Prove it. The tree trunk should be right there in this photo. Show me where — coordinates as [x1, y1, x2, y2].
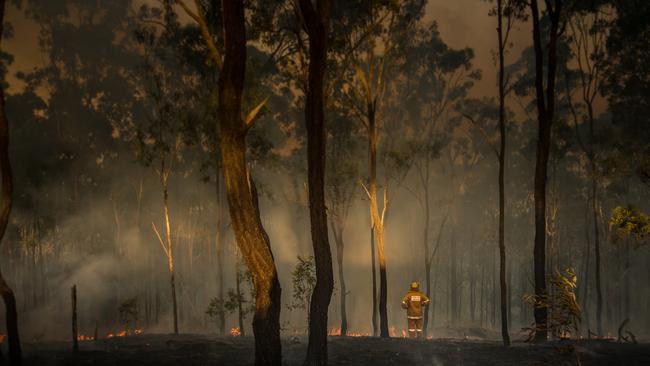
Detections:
[71, 285, 78, 352]
[367, 103, 389, 338]
[422, 161, 432, 336]
[370, 225, 378, 336]
[530, 0, 562, 342]
[216, 170, 226, 335]
[0, 1, 22, 360]
[497, 0, 510, 347]
[450, 226, 459, 327]
[332, 221, 348, 335]
[218, 1, 282, 364]
[161, 170, 179, 335]
[300, 1, 333, 363]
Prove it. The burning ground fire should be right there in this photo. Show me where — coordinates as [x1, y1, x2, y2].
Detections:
[76, 328, 144, 342]
[107, 328, 144, 338]
[230, 327, 241, 336]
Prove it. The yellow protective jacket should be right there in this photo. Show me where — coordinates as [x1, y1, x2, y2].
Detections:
[401, 290, 430, 319]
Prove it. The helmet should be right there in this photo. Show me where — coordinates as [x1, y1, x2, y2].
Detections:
[410, 282, 419, 290]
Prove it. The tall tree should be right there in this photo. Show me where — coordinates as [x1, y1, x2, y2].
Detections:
[563, 4, 608, 335]
[176, 1, 282, 364]
[0, 1, 22, 363]
[529, 0, 564, 342]
[299, 0, 333, 364]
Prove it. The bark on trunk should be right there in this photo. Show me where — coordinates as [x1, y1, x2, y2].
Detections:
[497, 0, 510, 347]
[300, 1, 333, 363]
[530, 0, 562, 343]
[0, 1, 22, 360]
[218, 1, 282, 364]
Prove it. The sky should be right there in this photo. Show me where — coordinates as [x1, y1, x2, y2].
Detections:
[2, 1, 534, 99]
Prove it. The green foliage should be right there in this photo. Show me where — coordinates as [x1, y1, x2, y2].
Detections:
[288, 256, 316, 311]
[609, 205, 650, 245]
[118, 297, 139, 329]
[205, 297, 225, 320]
[523, 268, 581, 340]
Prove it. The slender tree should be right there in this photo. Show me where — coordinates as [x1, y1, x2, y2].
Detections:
[529, 0, 564, 342]
[0, 1, 22, 363]
[299, 0, 333, 364]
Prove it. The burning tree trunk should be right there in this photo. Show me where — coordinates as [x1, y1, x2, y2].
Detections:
[530, 0, 563, 342]
[0, 0, 22, 362]
[299, 0, 333, 363]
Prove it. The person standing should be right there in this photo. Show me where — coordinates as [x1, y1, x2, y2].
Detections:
[401, 282, 430, 339]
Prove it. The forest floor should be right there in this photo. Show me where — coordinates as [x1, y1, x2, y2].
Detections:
[18, 332, 650, 366]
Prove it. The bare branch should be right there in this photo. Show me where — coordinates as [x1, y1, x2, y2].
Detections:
[152, 222, 169, 258]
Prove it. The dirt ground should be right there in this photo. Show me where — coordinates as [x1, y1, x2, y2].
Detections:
[18, 333, 650, 365]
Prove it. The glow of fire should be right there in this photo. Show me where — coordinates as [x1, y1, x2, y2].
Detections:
[106, 328, 144, 339]
[77, 334, 95, 342]
[230, 327, 241, 336]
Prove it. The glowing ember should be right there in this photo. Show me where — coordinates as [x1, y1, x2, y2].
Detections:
[230, 327, 241, 336]
[77, 334, 94, 342]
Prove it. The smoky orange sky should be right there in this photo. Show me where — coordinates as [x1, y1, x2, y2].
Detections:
[3, 1, 533, 99]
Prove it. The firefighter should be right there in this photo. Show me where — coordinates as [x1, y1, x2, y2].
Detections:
[401, 281, 430, 339]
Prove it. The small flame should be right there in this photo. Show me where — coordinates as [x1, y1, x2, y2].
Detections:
[106, 328, 144, 338]
[230, 327, 241, 336]
[77, 334, 95, 342]
[327, 327, 370, 337]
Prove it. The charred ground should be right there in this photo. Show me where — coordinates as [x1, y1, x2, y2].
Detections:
[18, 333, 650, 366]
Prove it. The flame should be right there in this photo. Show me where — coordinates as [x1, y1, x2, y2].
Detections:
[77, 334, 95, 342]
[230, 327, 241, 336]
[327, 327, 370, 337]
[106, 328, 144, 338]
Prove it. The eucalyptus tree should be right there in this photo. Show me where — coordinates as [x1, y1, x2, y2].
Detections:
[338, 0, 427, 338]
[528, 0, 565, 342]
[175, 1, 282, 363]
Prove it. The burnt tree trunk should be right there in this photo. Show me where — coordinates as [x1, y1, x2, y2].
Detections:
[218, 1, 282, 364]
[71, 285, 78, 352]
[0, 1, 22, 361]
[530, 0, 562, 343]
[497, 0, 510, 347]
[331, 219, 348, 335]
[300, 0, 333, 363]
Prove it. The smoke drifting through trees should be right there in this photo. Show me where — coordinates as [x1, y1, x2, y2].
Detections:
[0, 1, 647, 361]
